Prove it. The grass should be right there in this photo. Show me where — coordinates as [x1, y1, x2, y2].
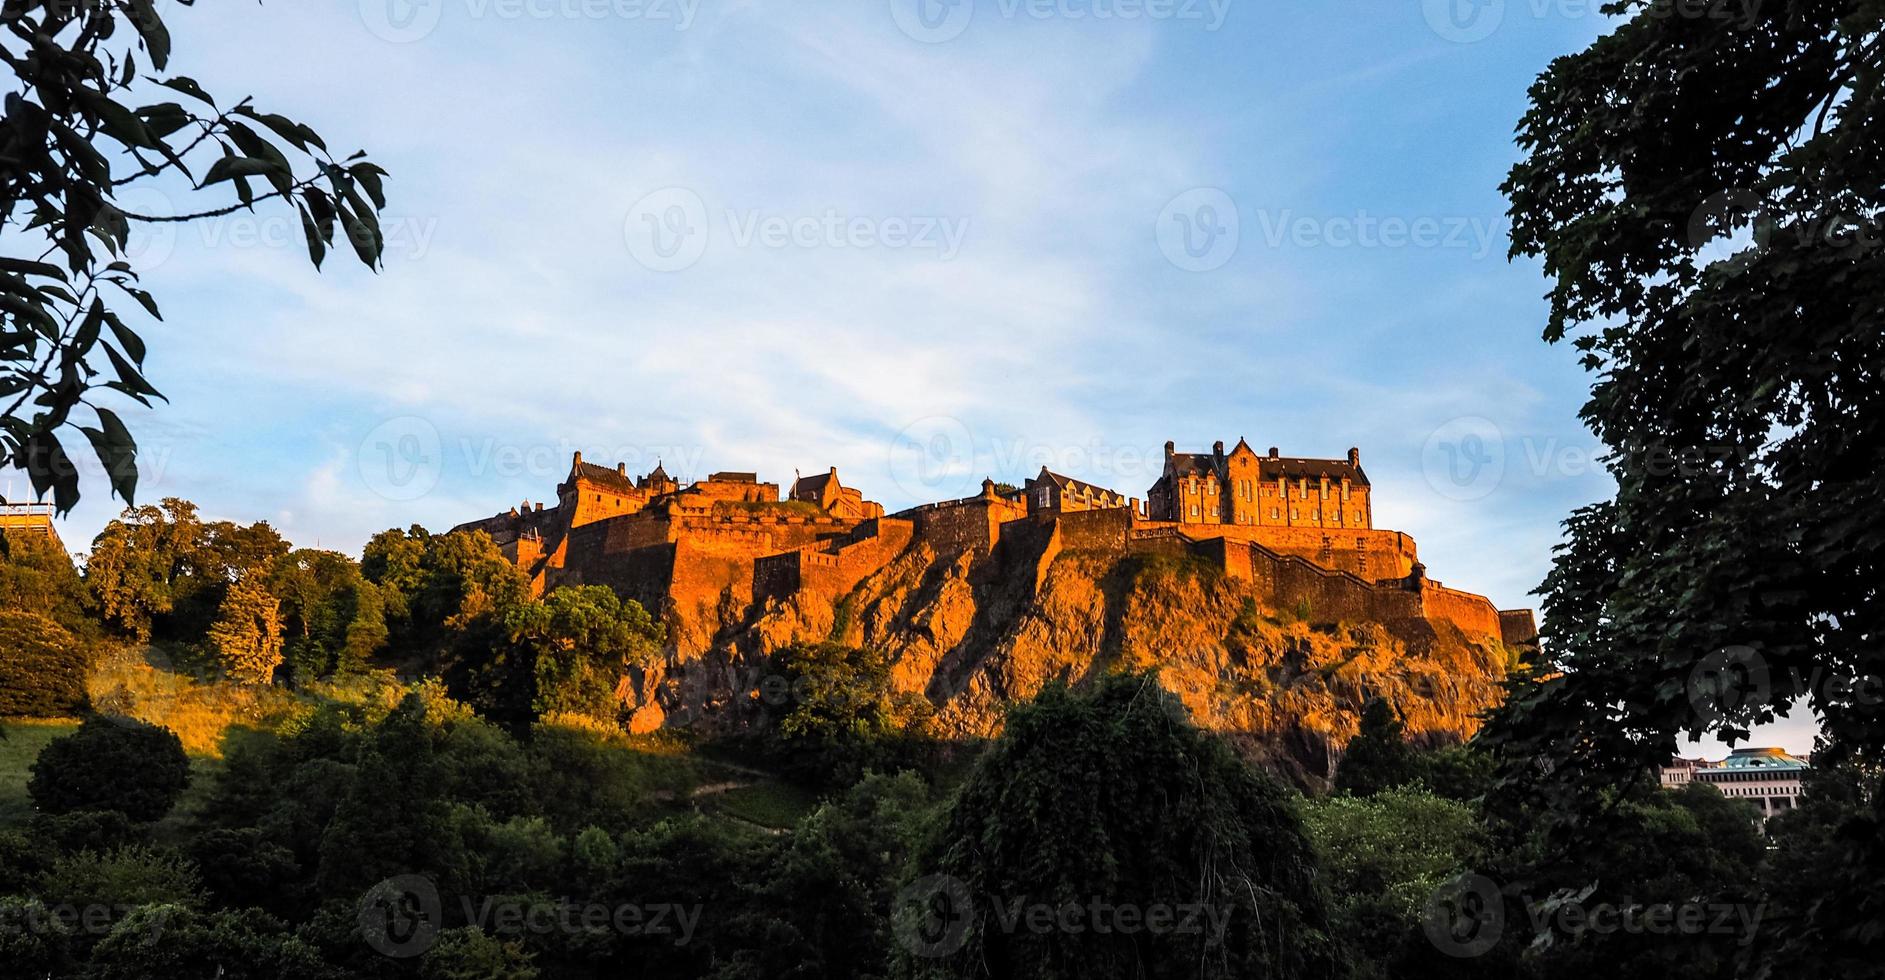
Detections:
[0, 718, 79, 826]
[706, 781, 821, 830]
[88, 645, 300, 756]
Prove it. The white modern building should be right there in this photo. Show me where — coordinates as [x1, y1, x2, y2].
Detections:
[1690, 747, 1810, 821]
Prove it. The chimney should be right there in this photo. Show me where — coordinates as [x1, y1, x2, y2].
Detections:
[534, 502, 543, 512]
[572, 450, 583, 467]
[1212, 440, 1225, 458]
[617, 462, 626, 476]
[1164, 440, 1175, 458]
[1348, 447, 1361, 466]
[1267, 446, 1279, 459]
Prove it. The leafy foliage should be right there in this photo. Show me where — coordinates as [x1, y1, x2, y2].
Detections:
[901, 672, 1343, 979]
[0, 608, 90, 716]
[1, 1, 389, 511]
[206, 574, 284, 685]
[1490, 3, 1883, 969]
[501, 584, 663, 723]
[1303, 786, 1482, 979]
[763, 641, 934, 785]
[27, 715, 190, 822]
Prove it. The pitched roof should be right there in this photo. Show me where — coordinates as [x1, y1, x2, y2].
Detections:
[793, 469, 837, 497]
[1159, 448, 1369, 487]
[567, 460, 641, 495]
[1260, 456, 1369, 487]
[1033, 469, 1126, 500]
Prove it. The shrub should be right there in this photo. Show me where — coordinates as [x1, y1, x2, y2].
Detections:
[38, 845, 206, 913]
[85, 905, 330, 980]
[28, 716, 192, 822]
[0, 609, 91, 716]
[421, 927, 540, 980]
[0, 896, 75, 977]
[28, 809, 141, 856]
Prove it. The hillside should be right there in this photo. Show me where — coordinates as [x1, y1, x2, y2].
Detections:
[628, 535, 1519, 784]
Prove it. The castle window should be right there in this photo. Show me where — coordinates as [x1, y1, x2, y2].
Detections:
[1189, 504, 1198, 517]
[1271, 508, 1279, 519]
[1207, 483, 1215, 495]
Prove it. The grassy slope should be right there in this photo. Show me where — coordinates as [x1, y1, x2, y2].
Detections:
[0, 718, 79, 824]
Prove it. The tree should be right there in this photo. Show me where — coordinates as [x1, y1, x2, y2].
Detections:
[0, 608, 90, 715]
[85, 905, 335, 980]
[0, 526, 94, 635]
[1, 2, 389, 513]
[28, 715, 191, 822]
[83, 497, 203, 639]
[1491, 3, 1882, 775]
[269, 549, 385, 682]
[1487, 4, 1883, 964]
[206, 574, 284, 685]
[899, 672, 1343, 979]
[502, 584, 664, 722]
[1334, 698, 1415, 797]
[421, 928, 539, 980]
[1302, 786, 1483, 980]
[761, 641, 934, 786]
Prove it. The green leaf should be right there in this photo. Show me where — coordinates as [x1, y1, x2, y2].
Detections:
[198, 155, 284, 189]
[81, 407, 140, 504]
[156, 76, 216, 107]
[297, 203, 326, 270]
[127, 0, 174, 71]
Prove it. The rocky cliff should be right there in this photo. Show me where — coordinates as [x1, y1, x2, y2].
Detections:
[620, 527, 1518, 783]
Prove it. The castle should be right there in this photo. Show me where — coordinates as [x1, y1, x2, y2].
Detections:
[452, 441, 1537, 655]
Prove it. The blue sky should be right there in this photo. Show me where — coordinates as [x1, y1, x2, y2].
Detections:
[33, 1, 1812, 754]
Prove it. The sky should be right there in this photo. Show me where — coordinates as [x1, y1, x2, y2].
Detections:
[27, 0, 1815, 756]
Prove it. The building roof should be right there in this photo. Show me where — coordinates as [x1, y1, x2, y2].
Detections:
[1705, 747, 1810, 773]
[1160, 445, 1370, 487]
[1261, 456, 1369, 486]
[1032, 468, 1126, 500]
[793, 468, 837, 497]
[708, 471, 759, 483]
[567, 460, 641, 496]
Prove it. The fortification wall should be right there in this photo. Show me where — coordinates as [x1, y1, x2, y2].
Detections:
[1053, 507, 1135, 552]
[1181, 524, 1418, 580]
[1418, 581, 1504, 639]
[905, 497, 1027, 555]
[1500, 609, 1540, 650]
[752, 518, 916, 603]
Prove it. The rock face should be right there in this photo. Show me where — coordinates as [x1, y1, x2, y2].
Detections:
[629, 526, 1518, 783]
